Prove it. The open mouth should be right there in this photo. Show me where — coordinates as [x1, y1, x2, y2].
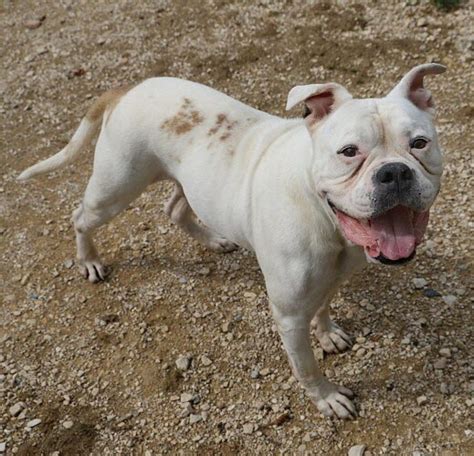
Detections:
[328, 201, 429, 265]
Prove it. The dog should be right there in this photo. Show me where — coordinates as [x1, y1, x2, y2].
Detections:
[18, 63, 445, 419]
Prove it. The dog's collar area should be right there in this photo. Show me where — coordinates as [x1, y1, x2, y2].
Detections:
[374, 250, 416, 265]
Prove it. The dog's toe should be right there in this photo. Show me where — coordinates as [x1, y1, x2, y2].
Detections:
[316, 323, 352, 354]
[81, 260, 107, 283]
[208, 237, 238, 253]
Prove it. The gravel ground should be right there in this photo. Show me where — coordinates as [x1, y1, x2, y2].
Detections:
[1, 0, 473, 455]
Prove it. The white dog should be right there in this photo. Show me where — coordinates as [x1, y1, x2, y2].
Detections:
[18, 63, 445, 419]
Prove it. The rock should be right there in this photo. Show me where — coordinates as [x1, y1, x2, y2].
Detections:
[175, 355, 191, 371]
[189, 413, 202, 424]
[412, 278, 427, 289]
[198, 267, 210, 276]
[26, 418, 42, 428]
[63, 420, 74, 429]
[260, 368, 270, 376]
[348, 444, 366, 456]
[423, 288, 441, 298]
[442, 295, 457, 306]
[243, 423, 254, 434]
[433, 358, 447, 369]
[64, 259, 74, 269]
[24, 18, 44, 30]
[0, 442, 5, 453]
[416, 395, 428, 406]
[250, 368, 260, 379]
[9, 402, 24, 416]
[200, 355, 212, 366]
[180, 393, 194, 403]
[439, 348, 451, 358]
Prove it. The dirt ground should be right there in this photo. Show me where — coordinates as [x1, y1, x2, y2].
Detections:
[1, 0, 473, 455]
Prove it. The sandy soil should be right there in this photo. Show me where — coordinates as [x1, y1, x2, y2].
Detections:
[1, 0, 472, 455]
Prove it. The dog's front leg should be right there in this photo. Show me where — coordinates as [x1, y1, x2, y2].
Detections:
[271, 302, 356, 419]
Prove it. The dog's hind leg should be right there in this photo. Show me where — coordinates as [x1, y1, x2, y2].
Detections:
[73, 141, 161, 282]
[165, 182, 237, 253]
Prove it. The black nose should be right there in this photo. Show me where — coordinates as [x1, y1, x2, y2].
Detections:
[375, 163, 414, 192]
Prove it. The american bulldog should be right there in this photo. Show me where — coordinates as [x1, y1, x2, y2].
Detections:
[18, 63, 445, 418]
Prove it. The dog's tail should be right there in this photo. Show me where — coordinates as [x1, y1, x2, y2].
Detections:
[17, 86, 129, 181]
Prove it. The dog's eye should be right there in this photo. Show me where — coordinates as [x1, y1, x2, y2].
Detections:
[410, 137, 429, 149]
[338, 145, 358, 157]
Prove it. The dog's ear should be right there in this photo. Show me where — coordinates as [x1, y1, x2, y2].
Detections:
[286, 83, 352, 125]
[387, 63, 446, 113]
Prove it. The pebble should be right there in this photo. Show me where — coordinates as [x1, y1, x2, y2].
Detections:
[24, 18, 43, 30]
[189, 414, 202, 424]
[26, 418, 42, 428]
[250, 368, 260, 379]
[243, 423, 254, 434]
[9, 402, 24, 417]
[180, 393, 195, 403]
[442, 295, 457, 306]
[175, 355, 191, 371]
[63, 420, 74, 429]
[0, 443, 5, 453]
[412, 278, 427, 289]
[433, 358, 447, 370]
[260, 368, 270, 376]
[423, 288, 441, 298]
[439, 348, 451, 358]
[348, 444, 366, 456]
[200, 355, 212, 366]
[63, 259, 74, 269]
[416, 395, 428, 406]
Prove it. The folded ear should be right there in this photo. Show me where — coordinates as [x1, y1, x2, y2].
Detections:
[387, 63, 446, 113]
[286, 83, 352, 125]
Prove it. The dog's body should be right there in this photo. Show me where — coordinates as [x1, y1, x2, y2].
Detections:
[18, 64, 445, 419]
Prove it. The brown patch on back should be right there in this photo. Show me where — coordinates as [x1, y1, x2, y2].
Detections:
[208, 113, 238, 141]
[86, 85, 131, 124]
[162, 98, 205, 135]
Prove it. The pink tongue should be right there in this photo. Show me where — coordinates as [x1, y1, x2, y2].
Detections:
[370, 206, 416, 260]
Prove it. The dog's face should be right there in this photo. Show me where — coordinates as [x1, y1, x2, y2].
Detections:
[287, 64, 445, 265]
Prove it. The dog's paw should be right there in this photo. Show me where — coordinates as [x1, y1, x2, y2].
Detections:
[315, 322, 352, 354]
[308, 382, 356, 419]
[80, 260, 107, 283]
[207, 236, 238, 253]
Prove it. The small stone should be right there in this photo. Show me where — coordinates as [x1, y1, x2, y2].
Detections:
[221, 322, 230, 333]
[180, 393, 194, 403]
[423, 288, 441, 298]
[416, 17, 428, 27]
[416, 395, 428, 406]
[433, 358, 447, 369]
[243, 423, 253, 434]
[63, 420, 74, 429]
[26, 418, 41, 428]
[200, 355, 212, 366]
[439, 348, 451, 358]
[442, 295, 457, 306]
[9, 402, 24, 417]
[24, 18, 43, 29]
[348, 444, 366, 456]
[198, 267, 210, 276]
[250, 368, 260, 379]
[356, 348, 366, 358]
[260, 368, 270, 376]
[64, 259, 74, 269]
[189, 414, 202, 424]
[175, 355, 191, 371]
[412, 278, 427, 289]
[0, 442, 5, 453]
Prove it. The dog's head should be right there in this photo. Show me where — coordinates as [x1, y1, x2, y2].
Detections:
[286, 64, 446, 265]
